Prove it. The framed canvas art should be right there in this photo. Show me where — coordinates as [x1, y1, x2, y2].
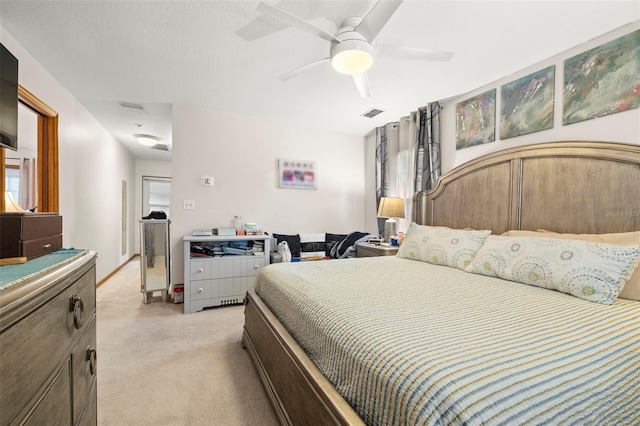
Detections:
[278, 159, 317, 189]
[563, 29, 640, 125]
[501, 66, 555, 139]
[456, 89, 496, 150]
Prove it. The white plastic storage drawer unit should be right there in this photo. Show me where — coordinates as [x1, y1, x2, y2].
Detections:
[183, 235, 270, 314]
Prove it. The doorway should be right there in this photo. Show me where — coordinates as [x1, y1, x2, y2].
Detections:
[142, 176, 171, 218]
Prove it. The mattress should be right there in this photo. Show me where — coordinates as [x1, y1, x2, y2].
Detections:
[255, 256, 640, 425]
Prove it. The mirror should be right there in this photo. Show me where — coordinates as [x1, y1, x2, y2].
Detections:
[140, 219, 170, 303]
[3, 103, 38, 211]
[1, 85, 58, 212]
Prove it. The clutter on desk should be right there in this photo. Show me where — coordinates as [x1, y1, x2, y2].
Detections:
[189, 239, 265, 258]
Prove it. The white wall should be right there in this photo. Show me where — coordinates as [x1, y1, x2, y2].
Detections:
[440, 21, 640, 173]
[1, 27, 136, 282]
[133, 159, 172, 253]
[364, 130, 378, 235]
[171, 104, 366, 284]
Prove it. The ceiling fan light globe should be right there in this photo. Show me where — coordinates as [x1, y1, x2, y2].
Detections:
[134, 133, 161, 147]
[330, 39, 375, 75]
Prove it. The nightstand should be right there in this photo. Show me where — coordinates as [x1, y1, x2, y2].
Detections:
[356, 242, 399, 258]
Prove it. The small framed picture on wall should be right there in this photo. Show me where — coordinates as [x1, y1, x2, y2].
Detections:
[278, 159, 317, 189]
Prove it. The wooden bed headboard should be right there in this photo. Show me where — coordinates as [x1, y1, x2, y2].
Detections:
[413, 141, 640, 235]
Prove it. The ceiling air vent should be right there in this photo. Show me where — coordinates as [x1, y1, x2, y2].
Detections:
[119, 101, 145, 110]
[361, 108, 384, 118]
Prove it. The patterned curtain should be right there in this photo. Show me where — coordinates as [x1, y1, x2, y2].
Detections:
[414, 102, 442, 193]
[375, 122, 400, 235]
[375, 125, 388, 236]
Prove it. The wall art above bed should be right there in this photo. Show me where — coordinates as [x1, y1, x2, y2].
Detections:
[455, 88, 496, 150]
[563, 29, 640, 125]
[500, 65, 555, 139]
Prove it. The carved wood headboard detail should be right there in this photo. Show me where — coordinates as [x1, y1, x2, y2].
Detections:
[413, 141, 640, 235]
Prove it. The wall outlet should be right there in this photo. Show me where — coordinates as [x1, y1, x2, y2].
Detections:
[201, 176, 214, 186]
[183, 200, 195, 210]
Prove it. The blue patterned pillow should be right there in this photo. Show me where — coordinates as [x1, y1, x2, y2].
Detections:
[466, 235, 640, 304]
[396, 223, 492, 270]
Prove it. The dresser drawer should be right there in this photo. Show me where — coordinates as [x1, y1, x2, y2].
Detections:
[21, 234, 63, 259]
[190, 257, 265, 281]
[22, 361, 72, 426]
[72, 314, 97, 424]
[75, 378, 97, 426]
[190, 276, 256, 301]
[0, 266, 96, 423]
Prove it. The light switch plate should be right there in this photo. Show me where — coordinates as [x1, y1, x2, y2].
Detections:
[201, 176, 214, 186]
[183, 200, 195, 210]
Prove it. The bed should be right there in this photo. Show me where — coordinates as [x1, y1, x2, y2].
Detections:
[242, 141, 640, 425]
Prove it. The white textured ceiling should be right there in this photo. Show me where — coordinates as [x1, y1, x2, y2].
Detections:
[1, 1, 638, 161]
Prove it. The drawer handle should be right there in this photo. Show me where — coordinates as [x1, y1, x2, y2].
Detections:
[69, 295, 85, 329]
[42, 243, 52, 248]
[86, 347, 97, 375]
[197, 268, 203, 273]
[254, 265, 259, 270]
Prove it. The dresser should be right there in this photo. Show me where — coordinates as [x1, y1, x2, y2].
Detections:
[183, 235, 270, 314]
[0, 250, 97, 426]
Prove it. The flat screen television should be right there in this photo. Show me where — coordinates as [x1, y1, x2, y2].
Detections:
[0, 43, 19, 151]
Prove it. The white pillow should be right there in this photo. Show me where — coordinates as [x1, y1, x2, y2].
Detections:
[299, 233, 325, 243]
[396, 223, 492, 270]
[466, 235, 640, 304]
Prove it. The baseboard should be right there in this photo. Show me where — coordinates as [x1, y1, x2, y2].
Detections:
[96, 254, 138, 288]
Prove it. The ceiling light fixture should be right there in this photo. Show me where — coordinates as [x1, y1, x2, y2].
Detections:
[134, 134, 161, 147]
[330, 39, 375, 75]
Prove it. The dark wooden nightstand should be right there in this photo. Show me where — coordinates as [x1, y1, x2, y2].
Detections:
[356, 242, 399, 258]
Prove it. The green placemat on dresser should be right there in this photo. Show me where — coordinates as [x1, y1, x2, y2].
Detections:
[0, 248, 89, 290]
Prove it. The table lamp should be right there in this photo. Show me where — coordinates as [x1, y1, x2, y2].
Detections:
[377, 197, 405, 243]
[4, 190, 24, 212]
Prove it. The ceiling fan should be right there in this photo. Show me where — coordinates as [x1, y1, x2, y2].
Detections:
[257, 0, 453, 98]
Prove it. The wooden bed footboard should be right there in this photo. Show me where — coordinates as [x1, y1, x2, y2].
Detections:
[242, 290, 365, 425]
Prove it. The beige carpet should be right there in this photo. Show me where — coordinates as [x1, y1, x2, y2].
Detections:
[96, 260, 279, 426]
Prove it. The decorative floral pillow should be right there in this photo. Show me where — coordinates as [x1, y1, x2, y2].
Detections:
[466, 235, 640, 304]
[396, 223, 492, 270]
[535, 229, 640, 301]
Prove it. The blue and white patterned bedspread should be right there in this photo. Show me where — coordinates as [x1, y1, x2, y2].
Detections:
[255, 256, 640, 425]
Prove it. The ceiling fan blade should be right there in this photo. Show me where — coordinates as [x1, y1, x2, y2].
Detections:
[356, 0, 403, 43]
[377, 42, 454, 61]
[257, 2, 340, 43]
[352, 72, 371, 98]
[279, 58, 330, 81]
